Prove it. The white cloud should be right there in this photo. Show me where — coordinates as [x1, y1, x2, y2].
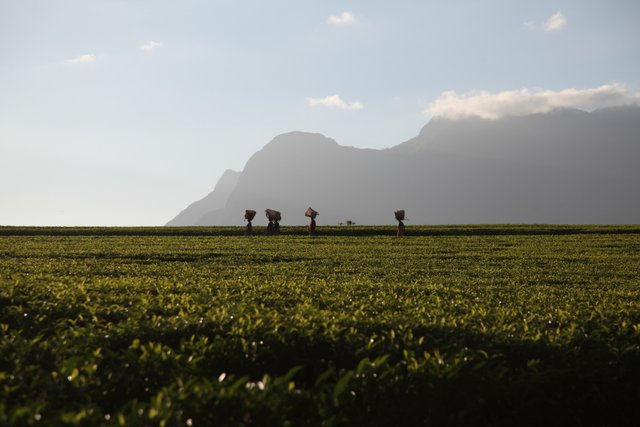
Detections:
[307, 94, 363, 110]
[141, 41, 163, 52]
[523, 11, 567, 32]
[66, 54, 96, 64]
[425, 84, 640, 120]
[328, 11, 356, 26]
[543, 11, 567, 32]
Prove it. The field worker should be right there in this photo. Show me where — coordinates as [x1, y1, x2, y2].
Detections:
[394, 210, 406, 237]
[308, 217, 316, 236]
[265, 209, 280, 235]
[397, 220, 406, 237]
[305, 207, 318, 236]
[244, 210, 256, 236]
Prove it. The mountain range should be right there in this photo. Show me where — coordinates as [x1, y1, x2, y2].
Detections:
[167, 106, 640, 226]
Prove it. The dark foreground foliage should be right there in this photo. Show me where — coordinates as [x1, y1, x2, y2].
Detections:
[1, 226, 639, 426]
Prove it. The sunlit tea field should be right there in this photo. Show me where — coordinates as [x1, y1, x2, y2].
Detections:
[1, 225, 639, 426]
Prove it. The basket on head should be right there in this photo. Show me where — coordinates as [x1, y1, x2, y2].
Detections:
[394, 210, 406, 221]
[305, 207, 318, 218]
[265, 209, 281, 222]
[244, 210, 256, 221]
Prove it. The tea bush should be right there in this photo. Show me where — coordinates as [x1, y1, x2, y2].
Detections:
[1, 226, 639, 426]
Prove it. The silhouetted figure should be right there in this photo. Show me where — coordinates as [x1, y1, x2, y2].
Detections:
[305, 207, 318, 236]
[244, 210, 256, 236]
[397, 220, 405, 237]
[265, 209, 281, 235]
[394, 210, 406, 237]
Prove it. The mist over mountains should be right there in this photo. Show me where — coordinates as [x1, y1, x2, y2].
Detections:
[167, 106, 640, 226]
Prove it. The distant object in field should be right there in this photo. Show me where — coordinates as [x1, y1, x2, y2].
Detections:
[167, 106, 640, 225]
[265, 209, 281, 222]
[244, 209, 256, 235]
[395, 210, 406, 236]
[265, 209, 281, 235]
[306, 207, 318, 236]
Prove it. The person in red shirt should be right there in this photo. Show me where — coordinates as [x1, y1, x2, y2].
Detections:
[308, 217, 316, 236]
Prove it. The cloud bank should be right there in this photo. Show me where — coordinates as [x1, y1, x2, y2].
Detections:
[307, 95, 363, 110]
[328, 11, 356, 26]
[66, 54, 96, 64]
[524, 11, 567, 32]
[425, 84, 640, 120]
[141, 41, 163, 52]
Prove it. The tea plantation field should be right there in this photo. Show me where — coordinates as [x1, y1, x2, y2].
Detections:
[1, 225, 639, 426]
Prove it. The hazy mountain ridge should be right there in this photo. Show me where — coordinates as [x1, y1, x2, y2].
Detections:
[166, 169, 240, 226]
[395, 106, 639, 180]
[167, 107, 640, 226]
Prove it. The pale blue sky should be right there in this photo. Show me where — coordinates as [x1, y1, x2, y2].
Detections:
[1, 1, 639, 225]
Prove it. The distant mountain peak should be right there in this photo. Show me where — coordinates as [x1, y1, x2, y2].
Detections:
[262, 132, 339, 151]
[169, 106, 640, 226]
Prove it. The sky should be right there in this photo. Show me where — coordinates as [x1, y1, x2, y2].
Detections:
[1, 0, 639, 226]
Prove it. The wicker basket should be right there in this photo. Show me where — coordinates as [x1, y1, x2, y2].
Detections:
[244, 210, 256, 221]
[394, 210, 406, 221]
[305, 207, 318, 218]
[265, 209, 281, 221]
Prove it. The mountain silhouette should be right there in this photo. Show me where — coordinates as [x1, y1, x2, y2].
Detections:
[167, 107, 640, 226]
[166, 169, 240, 226]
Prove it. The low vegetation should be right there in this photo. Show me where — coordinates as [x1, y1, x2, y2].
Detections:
[1, 226, 639, 426]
